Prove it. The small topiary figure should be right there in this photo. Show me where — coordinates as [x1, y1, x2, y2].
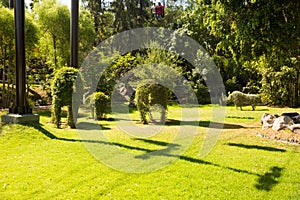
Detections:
[135, 83, 168, 124]
[85, 92, 109, 120]
[51, 67, 83, 128]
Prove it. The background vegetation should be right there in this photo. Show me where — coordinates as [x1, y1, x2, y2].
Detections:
[0, 0, 298, 108]
[0, 1, 299, 197]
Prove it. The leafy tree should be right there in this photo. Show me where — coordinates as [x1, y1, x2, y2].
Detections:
[82, 0, 114, 45]
[78, 8, 96, 63]
[33, 0, 70, 68]
[219, 0, 300, 106]
[179, 0, 300, 107]
[0, 6, 39, 108]
[0, 0, 8, 7]
[0, 6, 14, 108]
[111, 0, 151, 31]
[97, 52, 135, 96]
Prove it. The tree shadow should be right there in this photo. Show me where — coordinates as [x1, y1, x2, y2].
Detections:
[32, 125, 257, 177]
[76, 121, 111, 130]
[130, 139, 260, 176]
[31, 123, 110, 142]
[131, 139, 285, 192]
[226, 116, 255, 120]
[166, 119, 246, 129]
[31, 124, 284, 191]
[226, 143, 286, 152]
[255, 167, 284, 191]
[255, 108, 270, 111]
[134, 138, 178, 147]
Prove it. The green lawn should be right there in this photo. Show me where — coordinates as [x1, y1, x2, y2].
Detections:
[0, 105, 300, 199]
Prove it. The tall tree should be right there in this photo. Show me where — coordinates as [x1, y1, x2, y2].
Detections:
[179, 0, 300, 106]
[111, 0, 150, 31]
[0, 6, 14, 108]
[78, 8, 96, 63]
[0, 6, 39, 108]
[0, 0, 8, 7]
[33, 0, 70, 68]
[219, 0, 300, 106]
[82, 0, 105, 45]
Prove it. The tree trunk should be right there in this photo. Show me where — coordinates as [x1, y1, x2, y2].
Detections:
[2, 49, 5, 108]
[53, 35, 57, 67]
[295, 69, 299, 107]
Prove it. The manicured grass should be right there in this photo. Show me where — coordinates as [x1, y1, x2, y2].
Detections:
[0, 105, 300, 199]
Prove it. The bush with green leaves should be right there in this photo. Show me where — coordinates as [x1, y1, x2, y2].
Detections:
[85, 92, 109, 120]
[135, 83, 168, 124]
[51, 67, 83, 128]
[94, 92, 109, 119]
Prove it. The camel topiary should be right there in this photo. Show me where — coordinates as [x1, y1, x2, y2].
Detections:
[51, 67, 83, 128]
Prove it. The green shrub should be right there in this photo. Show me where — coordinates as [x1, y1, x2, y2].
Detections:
[51, 67, 83, 128]
[95, 92, 109, 119]
[86, 92, 109, 120]
[135, 83, 168, 124]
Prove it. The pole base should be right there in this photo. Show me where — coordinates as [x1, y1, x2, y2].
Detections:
[1, 114, 40, 124]
[9, 106, 32, 115]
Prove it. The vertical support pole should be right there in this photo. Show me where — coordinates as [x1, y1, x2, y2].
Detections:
[2, 0, 39, 124]
[70, 0, 79, 68]
[10, 0, 31, 114]
[9, 0, 14, 9]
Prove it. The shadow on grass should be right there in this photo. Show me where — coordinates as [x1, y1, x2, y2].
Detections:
[134, 138, 174, 146]
[255, 166, 284, 191]
[32, 123, 284, 191]
[226, 143, 286, 152]
[129, 139, 285, 192]
[229, 107, 269, 112]
[226, 116, 255, 120]
[166, 119, 246, 129]
[33, 124, 257, 176]
[76, 122, 111, 130]
[32, 123, 110, 142]
[255, 108, 270, 111]
[32, 123, 156, 152]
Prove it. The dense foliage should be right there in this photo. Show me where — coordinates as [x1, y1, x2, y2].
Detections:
[180, 0, 300, 107]
[0, 5, 39, 108]
[0, 0, 299, 111]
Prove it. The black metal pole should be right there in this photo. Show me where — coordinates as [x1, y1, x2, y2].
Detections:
[9, 0, 14, 9]
[70, 0, 79, 68]
[11, 0, 30, 114]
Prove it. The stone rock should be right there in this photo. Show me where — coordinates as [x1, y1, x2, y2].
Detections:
[288, 124, 300, 132]
[282, 112, 300, 124]
[272, 115, 294, 131]
[261, 113, 276, 130]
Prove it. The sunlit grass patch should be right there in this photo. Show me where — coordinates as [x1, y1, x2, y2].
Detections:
[0, 105, 299, 199]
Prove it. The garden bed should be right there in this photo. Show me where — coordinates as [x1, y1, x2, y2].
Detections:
[257, 128, 300, 145]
